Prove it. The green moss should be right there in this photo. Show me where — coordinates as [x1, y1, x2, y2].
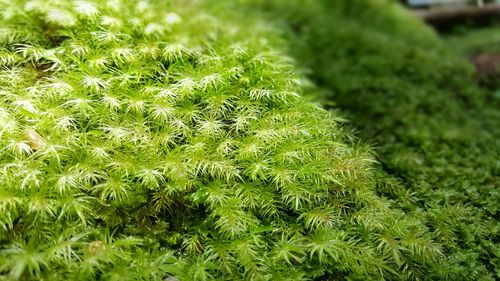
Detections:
[0, 0, 444, 280]
[445, 24, 500, 55]
[249, 0, 500, 279]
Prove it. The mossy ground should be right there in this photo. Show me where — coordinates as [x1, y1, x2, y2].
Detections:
[250, 0, 499, 279]
[0, 0, 498, 280]
[0, 0, 444, 280]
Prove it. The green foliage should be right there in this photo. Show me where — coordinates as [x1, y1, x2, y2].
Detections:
[0, 0, 445, 280]
[248, 0, 500, 279]
[444, 25, 500, 88]
[445, 25, 500, 55]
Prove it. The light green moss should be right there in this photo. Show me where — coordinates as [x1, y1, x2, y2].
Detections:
[0, 0, 441, 280]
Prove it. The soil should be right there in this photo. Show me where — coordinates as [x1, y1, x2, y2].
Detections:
[470, 52, 500, 77]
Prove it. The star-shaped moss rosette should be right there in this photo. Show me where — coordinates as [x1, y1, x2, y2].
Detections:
[0, 1, 442, 280]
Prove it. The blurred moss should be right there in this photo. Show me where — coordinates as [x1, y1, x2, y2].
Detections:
[248, 0, 500, 279]
[445, 25, 500, 55]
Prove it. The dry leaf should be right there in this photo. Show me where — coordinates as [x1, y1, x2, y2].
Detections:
[87, 240, 107, 255]
[23, 129, 46, 150]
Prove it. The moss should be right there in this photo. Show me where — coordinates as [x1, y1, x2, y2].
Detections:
[249, 0, 500, 279]
[445, 25, 500, 55]
[0, 0, 444, 280]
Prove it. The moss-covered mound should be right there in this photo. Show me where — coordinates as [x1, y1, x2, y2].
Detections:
[251, 0, 500, 279]
[0, 0, 444, 280]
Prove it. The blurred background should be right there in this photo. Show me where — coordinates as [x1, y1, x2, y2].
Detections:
[402, 0, 500, 83]
[406, 0, 499, 6]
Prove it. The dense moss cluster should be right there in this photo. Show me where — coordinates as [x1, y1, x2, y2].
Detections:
[1, 0, 498, 280]
[250, 0, 500, 279]
[0, 0, 445, 280]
